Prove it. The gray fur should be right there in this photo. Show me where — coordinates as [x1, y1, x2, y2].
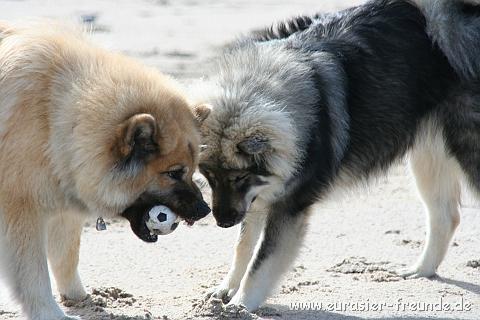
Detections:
[195, 42, 322, 179]
[237, 135, 270, 155]
[416, 0, 480, 80]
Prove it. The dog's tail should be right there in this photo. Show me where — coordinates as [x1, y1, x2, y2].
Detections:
[416, 0, 480, 80]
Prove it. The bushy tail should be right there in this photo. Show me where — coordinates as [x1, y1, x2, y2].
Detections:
[416, 0, 480, 80]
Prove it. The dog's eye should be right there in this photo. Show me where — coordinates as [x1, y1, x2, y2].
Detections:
[166, 169, 184, 180]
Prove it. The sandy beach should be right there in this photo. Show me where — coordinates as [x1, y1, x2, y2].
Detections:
[0, 0, 479, 319]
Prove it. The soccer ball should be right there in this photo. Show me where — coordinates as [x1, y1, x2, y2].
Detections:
[145, 205, 179, 235]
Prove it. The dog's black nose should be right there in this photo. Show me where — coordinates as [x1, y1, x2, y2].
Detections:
[217, 220, 235, 228]
[196, 200, 211, 217]
[213, 208, 245, 228]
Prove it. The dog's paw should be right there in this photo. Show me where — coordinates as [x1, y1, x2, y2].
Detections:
[227, 295, 251, 311]
[205, 283, 238, 304]
[227, 292, 260, 312]
[226, 294, 244, 308]
[60, 285, 87, 302]
[395, 266, 437, 279]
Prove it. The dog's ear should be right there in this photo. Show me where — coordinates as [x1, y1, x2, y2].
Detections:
[237, 135, 270, 155]
[116, 113, 159, 163]
[193, 103, 212, 125]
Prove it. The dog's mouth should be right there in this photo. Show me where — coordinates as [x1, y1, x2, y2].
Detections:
[120, 200, 204, 242]
[184, 218, 195, 226]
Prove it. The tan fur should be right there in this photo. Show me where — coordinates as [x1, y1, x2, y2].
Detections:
[0, 22, 203, 320]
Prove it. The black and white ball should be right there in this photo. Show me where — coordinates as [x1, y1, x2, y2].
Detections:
[145, 205, 179, 235]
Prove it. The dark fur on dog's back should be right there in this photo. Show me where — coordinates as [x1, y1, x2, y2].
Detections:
[417, 0, 480, 81]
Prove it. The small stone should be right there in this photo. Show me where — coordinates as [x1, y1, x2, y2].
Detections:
[467, 260, 480, 268]
[385, 230, 400, 234]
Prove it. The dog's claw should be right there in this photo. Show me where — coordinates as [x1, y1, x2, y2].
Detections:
[204, 291, 212, 301]
[205, 285, 237, 304]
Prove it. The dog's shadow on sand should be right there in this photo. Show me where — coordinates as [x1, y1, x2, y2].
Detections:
[263, 276, 480, 320]
[433, 276, 480, 295]
[266, 276, 479, 320]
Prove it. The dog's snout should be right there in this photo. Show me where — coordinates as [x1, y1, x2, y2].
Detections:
[196, 200, 211, 217]
[214, 208, 244, 228]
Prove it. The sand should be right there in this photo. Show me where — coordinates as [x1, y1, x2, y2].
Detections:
[0, 0, 479, 319]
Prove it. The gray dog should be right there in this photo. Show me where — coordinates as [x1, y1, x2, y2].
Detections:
[195, 0, 480, 311]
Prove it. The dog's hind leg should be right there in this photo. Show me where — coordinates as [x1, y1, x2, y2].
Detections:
[207, 211, 265, 303]
[47, 211, 87, 302]
[227, 207, 309, 311]
[401, 122, 461, 278]
[0, 209, 75, 320]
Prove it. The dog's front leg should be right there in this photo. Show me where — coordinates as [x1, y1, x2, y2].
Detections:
[228, 207, 310, 311]
[207, 211, 265, 302]
[47, 211, 87, 302]
[0, 209, 77, 320]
